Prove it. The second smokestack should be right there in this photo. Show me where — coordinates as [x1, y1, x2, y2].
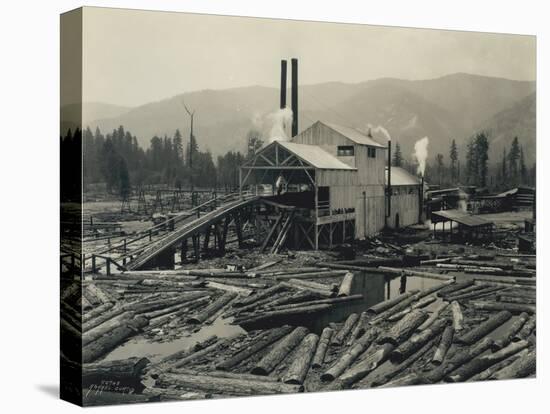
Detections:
[291, 58, 298, 137]
[280, 60, 287, 109]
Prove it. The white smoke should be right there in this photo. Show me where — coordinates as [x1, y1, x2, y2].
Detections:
[267, 107, 293, 143]
[413, 137, 429, 176]
[366, 124, 392, 142]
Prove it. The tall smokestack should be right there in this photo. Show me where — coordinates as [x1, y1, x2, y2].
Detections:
[386, 141, 392, 226]
[291, 58, 298, 137]
[419, 175, 424, 223]
[280, 60, 287, 109]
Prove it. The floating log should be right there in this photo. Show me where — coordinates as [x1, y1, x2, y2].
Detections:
[432, 325, 454, 365]
[417, 302, 449, 332]
[130, 292, 207, 314]
[216, 326, 294, 371]
[282, 333, 319, 384]
[445, 285, 503, 302]
[156, 372, 303, 396]
[82, 357, 149, 386]
[370, 280, 453, 325]
[347, 312, 369, 345]
[83, 311, 135, 346]
[271, 294, 363, 312]
[331, 313, 360, 346]
[390, 318, 447, 364]
[251, 327, 309, 375]
[226, 292, 288, 318]
[497, 295, 536, 305]
[171, 339, 230, 369]
[377, 266, 454, 281]
[206, 281, 252, 296]
[513, 315, 536, 341]
[387, 296, 437, 322]
[233, 283, 287, 308]
[274, 270, 348, 280]
[247, 259, 282, 273]
[490, 349, 536, 379]
[322, 328, 378, 382]
[437, 280, 475, 297]
[188, 292, 237, 324]
[379, 372, 427, 388]
[235, 303, 332, 328]
[328, 343, 395, 390]
[311, 327, 334, 368]
[283, 279, 334, 297]
[450, 301, 464, 332]
[455, 311, 512, 345]
[491, 312, 529, 351]
[86, 283, 113, 303]
[172, 368, 280, 383]
[469, 301, 536, 315]
[337, 272, 354, 297]
[469, 350, 527, 382]
[369, 339, 434, 387]
[445, 340, 529, 382]
[265, 290, 321, 308]
[83, 306, 125, 332]
[142, 387, 211, 401]
[367, 290, 420, 315]
[424, 337, 493, 383]
[377, 310, 428, 346]
[82, 316, 148, 363]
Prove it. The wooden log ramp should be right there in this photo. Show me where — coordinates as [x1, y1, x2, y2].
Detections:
[156, 372, 304, 396]
[321, 328, 378, 382]
[251, 327, 309, 376]
[445, 340, 530, 382]
[455, 310, 512, 346]
[282, 333, 320, 385]
[187, 292, 237, 324]
[216, 326, 293, 371]
[311, 327, 334, 368]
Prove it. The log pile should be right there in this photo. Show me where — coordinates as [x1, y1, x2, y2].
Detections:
[73, 250, 536, 404]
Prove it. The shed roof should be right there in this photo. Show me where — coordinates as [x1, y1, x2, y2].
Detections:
[321, 122, 386, 148]
[277, 141, 356, 170]
[386, 166, 421, 186]
[432, 209, 493, 228]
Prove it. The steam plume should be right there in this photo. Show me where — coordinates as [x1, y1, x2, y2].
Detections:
[413, 136, 429, 176]
[267, 107, 293, 142]
[366, 123, 392, 142]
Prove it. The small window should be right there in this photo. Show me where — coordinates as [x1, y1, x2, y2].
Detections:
[337, 145, 354, 156]
[368, 147, 376, 158]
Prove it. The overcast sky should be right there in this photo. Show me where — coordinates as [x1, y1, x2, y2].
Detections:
[81, 7, 536, 107]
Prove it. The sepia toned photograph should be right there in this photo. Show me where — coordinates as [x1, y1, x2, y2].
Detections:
[60, 6, 536, 406]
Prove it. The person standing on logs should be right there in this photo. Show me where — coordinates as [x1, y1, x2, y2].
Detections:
[276, 174, 286, 196]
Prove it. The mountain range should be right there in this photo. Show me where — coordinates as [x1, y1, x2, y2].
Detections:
[79, 73, 536, 164]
